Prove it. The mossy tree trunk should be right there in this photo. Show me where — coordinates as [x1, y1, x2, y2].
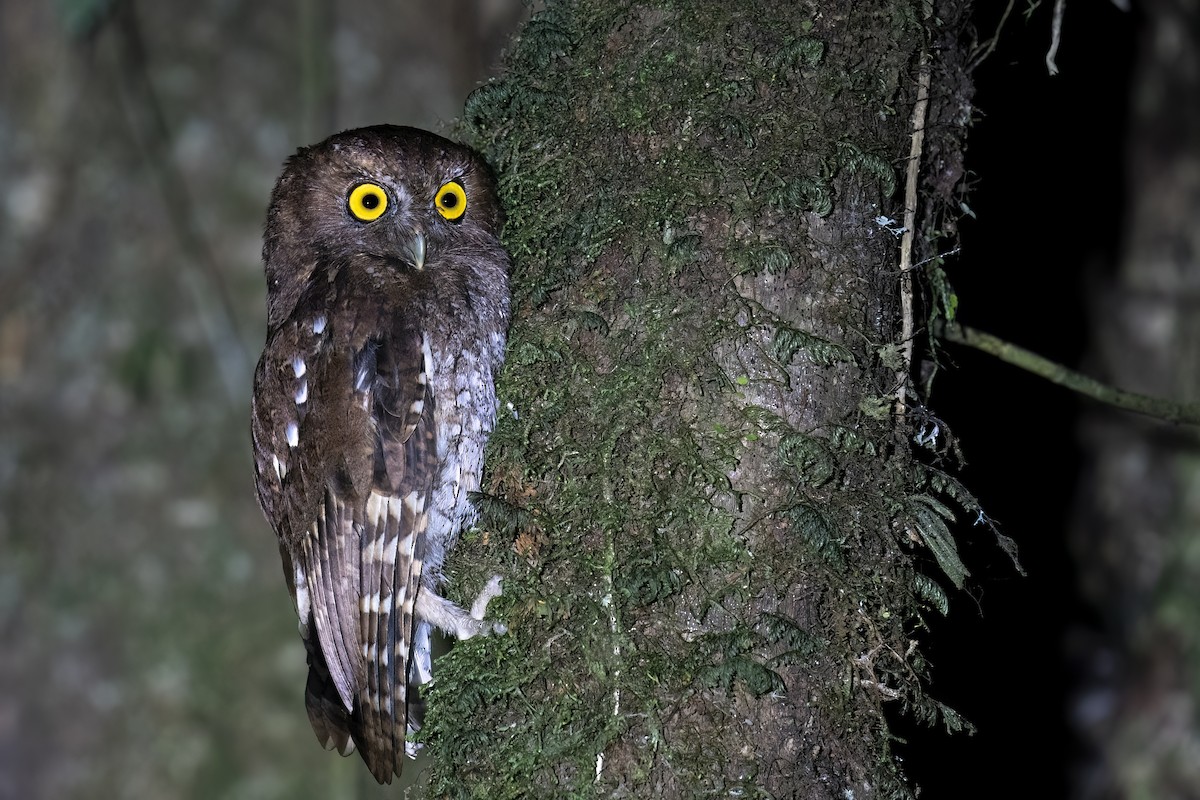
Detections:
[424, 2, 975, 797]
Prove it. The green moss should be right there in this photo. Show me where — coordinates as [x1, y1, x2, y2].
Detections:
[430, 0, 973, 796]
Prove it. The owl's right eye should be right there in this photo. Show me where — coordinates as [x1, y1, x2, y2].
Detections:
[347, 182, 389, 222]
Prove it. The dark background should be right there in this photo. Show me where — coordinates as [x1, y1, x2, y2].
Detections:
[896, 2, 1140, 797]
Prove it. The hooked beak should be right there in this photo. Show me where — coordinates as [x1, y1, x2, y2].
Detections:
[404, 231, 426, 271]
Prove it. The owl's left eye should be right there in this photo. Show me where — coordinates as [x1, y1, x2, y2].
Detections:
[434, 180, 467, 221]
[347, 182, 389, 222]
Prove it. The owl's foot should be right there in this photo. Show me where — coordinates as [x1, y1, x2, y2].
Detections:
[415, 576, 506, 640]
[470, 574, 505, 627]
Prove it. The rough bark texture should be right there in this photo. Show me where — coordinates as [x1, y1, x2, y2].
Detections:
[420, 1, 977, 797]
[1072, 0, 1200, 796]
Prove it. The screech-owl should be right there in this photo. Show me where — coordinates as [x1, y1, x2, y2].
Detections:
[251, 125, 510, 783]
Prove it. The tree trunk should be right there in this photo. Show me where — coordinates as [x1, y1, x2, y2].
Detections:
[421, 1, 977, 796]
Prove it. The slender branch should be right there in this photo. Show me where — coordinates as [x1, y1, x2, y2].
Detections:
[895, 55, 931, 414]
[939, 322, 1200, 426]
[968, 0, 1016, 71]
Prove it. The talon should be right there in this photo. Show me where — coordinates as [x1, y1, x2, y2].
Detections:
[470, 574, 505, 620]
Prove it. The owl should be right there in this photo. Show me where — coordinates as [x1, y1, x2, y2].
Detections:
[251, 125, 510, 783]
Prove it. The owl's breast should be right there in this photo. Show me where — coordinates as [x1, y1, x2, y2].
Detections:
[420, 341, 500, 580]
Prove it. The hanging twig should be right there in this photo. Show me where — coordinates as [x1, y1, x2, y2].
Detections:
[1046, 0, 1066, 75]
[969, 0, 1016, 71]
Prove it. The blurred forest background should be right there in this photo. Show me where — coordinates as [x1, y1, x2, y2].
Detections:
[1, 1, 1195, 799]
[0, 2, 526, 797]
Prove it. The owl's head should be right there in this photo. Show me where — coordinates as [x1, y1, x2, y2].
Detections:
[262, 125, 505, 325]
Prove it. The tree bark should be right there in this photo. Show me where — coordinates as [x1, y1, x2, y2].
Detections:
[423, 2, 976, 796]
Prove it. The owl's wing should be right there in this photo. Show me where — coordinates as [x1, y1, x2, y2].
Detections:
[252, 313, 435, 784]
[350, 329, 437, 783]
[252, 319, 368, 752]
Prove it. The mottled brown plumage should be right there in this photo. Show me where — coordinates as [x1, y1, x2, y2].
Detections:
[251, 125, 510, 783]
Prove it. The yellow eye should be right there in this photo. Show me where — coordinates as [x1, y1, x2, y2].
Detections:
[347, 182, 388, 222]
[435, 180, 467, 221]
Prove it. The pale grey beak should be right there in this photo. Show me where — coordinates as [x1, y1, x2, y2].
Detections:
[405, 232, 426, 271]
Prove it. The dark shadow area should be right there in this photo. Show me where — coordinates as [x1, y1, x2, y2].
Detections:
[891, 3, 1138, 797]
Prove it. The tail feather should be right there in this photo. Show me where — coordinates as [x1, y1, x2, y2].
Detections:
[302, 636, 355, 756]
[347, 488, 428, 784]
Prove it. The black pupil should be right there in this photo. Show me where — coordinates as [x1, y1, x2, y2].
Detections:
[362, 192, 380, 209]
[441, 191, 458, 208]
